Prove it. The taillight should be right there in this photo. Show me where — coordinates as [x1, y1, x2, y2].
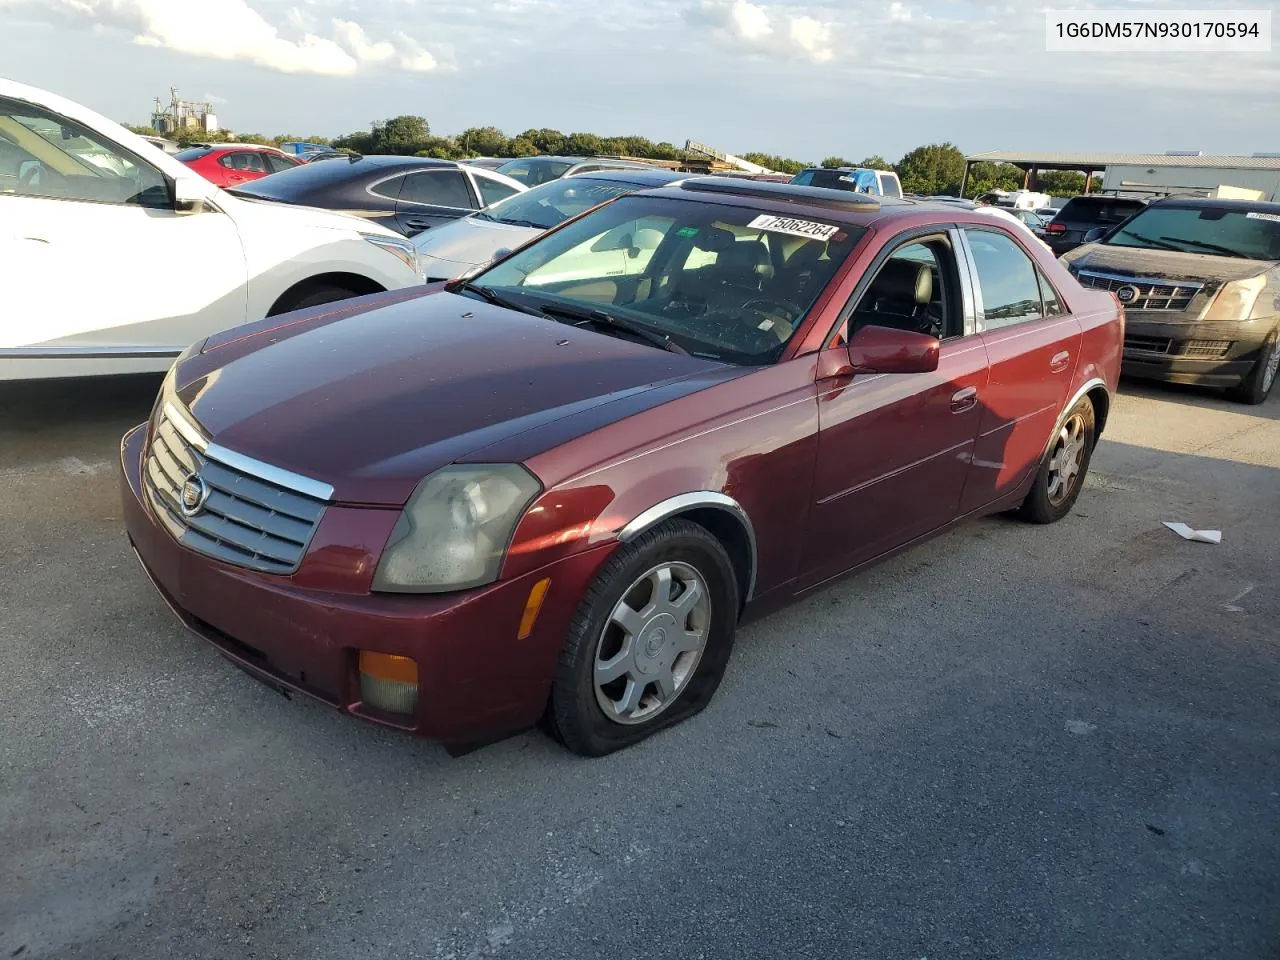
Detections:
[1045, 223, 1066, 235]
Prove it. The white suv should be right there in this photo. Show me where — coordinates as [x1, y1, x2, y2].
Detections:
[0, 79, 423, 380]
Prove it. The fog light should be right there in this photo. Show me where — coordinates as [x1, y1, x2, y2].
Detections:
[358, 651, 419, 714]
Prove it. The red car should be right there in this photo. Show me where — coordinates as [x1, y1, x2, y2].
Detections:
[119, 178, 1122, 756]
[175, 143, 301, 187]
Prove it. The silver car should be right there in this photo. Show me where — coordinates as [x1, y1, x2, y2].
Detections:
[415, 167, 687, 282]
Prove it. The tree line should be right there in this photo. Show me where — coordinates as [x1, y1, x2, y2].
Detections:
[127, 116, 1095, 198]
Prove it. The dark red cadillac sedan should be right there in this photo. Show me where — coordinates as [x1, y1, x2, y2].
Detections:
[120, 178, 1122, 756]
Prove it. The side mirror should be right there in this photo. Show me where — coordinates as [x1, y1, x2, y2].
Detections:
[847, 324, 940, 375]
[1083, 227, 1106, 243]
[172, 175, 211, 215]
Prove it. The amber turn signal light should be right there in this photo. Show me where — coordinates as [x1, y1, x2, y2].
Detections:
[518, 578, 551, 640]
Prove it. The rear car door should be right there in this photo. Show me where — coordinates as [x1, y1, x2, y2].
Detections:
[395, 168, 477, 236]
[957, 227, 1082, 512]
[801, 229, 990, 588]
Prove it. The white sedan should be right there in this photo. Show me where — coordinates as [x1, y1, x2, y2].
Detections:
[1, 79, 423, 381]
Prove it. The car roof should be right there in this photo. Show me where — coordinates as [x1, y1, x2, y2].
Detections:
[196, 143, 287, 153]
[640, 177, 905, 224]
[1149, 195, 1280, 215]
[568, 167, 688, 186]
[329, 154, 457, 168]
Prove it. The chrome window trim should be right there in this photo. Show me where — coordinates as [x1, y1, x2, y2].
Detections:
[618, 491, 758, 601]
[163, 401, 335, 502]
[948, 226, 980, 338]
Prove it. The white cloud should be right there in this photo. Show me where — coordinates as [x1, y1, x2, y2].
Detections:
[333, 19, 395, 64]
[203, 92, 228, 104]
[686, 0, 837, 63]
[0, 0, 439, 76]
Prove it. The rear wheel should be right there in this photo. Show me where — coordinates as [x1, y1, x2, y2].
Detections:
[1228, 331, 1278, 406]
[547, 519, 738, 757]
[1018, 396, 1096, 525]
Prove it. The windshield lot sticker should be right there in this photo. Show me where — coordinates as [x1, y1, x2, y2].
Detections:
[747, 215, 840, 241]
[677, 226, 700, 237]
[1246, 212, 1280, 223]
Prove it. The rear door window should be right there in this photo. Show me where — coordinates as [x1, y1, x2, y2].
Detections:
[398, 169, 474, 208]
[965, 228, 1046, 330]
[264, 153, 297, 174]
[370, 174, 406, 201]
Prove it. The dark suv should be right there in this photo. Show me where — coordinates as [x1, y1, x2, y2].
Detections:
[1044, 195, 1148, 255]
[1061, 196, 1280, 404]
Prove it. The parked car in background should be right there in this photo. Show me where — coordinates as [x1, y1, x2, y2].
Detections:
[279, 141, 334, 159]
[493, 155, 661, 187]
[1062, 196, 1280, 403]
[1, 79, 423, 380]
[1010, 208, 1050, 234]
[463, 157, 508, 171]
[120, 177, 1121, 757]
[1043, 195, 1148, 255]
[791, 167, 904, 198]
[919, 196, 1053, 252]
[176, 143, 302, 187]
[414, 167, 687, 281]
[227, 155, 526, 237]
[138, 134, 180, 155]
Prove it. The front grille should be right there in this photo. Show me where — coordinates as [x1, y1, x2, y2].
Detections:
[144, 409, 327, 575]
[1076, 270, 1204, 311]
[1124, 336, 1233, 360]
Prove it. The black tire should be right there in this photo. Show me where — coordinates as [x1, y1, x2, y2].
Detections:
[546, 518, 739, 757]
[1018, 395, 1097, 525]
[1228, 331, 1278, 406]
[268, 283, 361, 317]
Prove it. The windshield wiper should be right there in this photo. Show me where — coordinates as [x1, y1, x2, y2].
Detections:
[1111, 230, 1183, 251]
[1160, 236, 1251, 259]
[450, 281, 540, 316]
[494, 217, 548, 229]
[535, 301, 689, 355]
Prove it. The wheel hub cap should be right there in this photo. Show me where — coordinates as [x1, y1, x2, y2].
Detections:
[593, 562, 711, 725]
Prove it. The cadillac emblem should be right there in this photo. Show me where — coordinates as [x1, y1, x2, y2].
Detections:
[179, 473, 210, 517]
[1115, 285, 1139, 305]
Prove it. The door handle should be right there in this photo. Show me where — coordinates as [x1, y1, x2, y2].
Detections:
[951, 386, 978, 413]
[405, 219, 432, 229]
[1049, 350, 1071, 373]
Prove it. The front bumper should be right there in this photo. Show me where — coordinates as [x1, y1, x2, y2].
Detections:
[119, 423, 614, 745]
[1121, 315, 1276, 387]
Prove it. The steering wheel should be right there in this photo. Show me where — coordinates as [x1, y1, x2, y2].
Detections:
[741, 297, 802, 323]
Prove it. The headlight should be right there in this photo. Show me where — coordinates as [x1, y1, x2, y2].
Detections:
[1203, 275, 1266, 322]
[361, 233, 421, 278]
[372, 464, 541, 593]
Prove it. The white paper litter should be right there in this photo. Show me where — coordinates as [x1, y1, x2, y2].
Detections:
[1162, 522, 1222, 544]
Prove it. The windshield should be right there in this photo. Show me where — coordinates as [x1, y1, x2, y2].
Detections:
[496, 158, 574, 186]
[477, 176, 647, 230]
[1103, 204, 1280, 260]
[469, 194, 865, 364]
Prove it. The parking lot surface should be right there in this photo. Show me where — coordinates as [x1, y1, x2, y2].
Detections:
[2, 375, 1278, 960]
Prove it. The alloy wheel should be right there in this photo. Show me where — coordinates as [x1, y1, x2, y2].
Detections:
[1046, 413, 1087, 506]
[1263, 339, 1279, 395]
[593, 561, 711, 725]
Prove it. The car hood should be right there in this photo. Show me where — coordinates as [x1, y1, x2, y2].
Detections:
[1062, 243, 1275, 284]
[413, 216, 544, 268]
[174, 290, 735, 505]
[221, 191, 402, 238]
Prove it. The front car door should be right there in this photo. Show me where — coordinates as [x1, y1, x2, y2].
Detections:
[800, 228, 990, 589]
[0, 94, 246, 378]
[956, 226, 1082, 512]
[395, 168, 477, 236]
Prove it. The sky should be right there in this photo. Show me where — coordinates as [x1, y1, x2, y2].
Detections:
[0, 0, 1276, 163]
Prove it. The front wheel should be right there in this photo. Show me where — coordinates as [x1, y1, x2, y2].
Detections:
[1228, 332, 1278, 406]
[1018, 396, 1097, 525]
[546, 519, 739, 757]
[267, 283, 362, 317]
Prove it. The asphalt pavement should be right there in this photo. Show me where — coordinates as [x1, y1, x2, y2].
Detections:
[2, 374, 1277, 960]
